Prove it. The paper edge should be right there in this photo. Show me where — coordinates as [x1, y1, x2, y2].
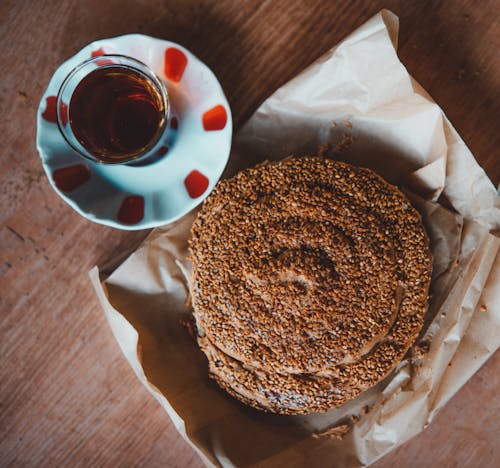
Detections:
[88, 267, 218, 468]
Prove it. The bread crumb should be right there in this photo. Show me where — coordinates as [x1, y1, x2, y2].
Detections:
[313, 413, 360, 439]
[361, 405, 371, 415]
[179, 314, 197, 338]
[333, 133, 356, 153]
[411, 339, 431, 371]
[318, 143, 330, 157]
[313, 423, 352, 440]
[345, 121, 352, 129]
[480, 304, 487, 312]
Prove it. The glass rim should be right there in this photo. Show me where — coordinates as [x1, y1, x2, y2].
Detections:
[56, 54, 169, 165]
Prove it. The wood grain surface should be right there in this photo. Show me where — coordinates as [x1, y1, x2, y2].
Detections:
[1, 1, 499, 466]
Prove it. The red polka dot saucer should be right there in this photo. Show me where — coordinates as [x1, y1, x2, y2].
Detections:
[36, 34, 232, 230]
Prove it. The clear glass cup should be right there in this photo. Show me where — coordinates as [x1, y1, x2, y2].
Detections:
[56, 55, 169, 165]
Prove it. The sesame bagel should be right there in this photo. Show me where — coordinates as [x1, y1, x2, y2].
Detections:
[189, 156, 432, 414]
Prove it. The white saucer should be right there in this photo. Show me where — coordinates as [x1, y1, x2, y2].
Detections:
[36, 34, 232, 230]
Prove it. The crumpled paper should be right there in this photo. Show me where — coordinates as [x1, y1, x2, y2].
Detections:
[90, 9, 500, 467]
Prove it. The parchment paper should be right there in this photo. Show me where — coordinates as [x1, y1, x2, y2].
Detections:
[90, 10, 500, 467]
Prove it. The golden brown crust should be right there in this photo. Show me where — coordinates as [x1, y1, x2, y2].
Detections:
[190, 156, 432, 414]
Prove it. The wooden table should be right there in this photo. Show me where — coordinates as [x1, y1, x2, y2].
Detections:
[1, 1, 498, 466]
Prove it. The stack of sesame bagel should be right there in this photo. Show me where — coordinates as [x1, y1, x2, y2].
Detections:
[189, 156, 432, 415]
